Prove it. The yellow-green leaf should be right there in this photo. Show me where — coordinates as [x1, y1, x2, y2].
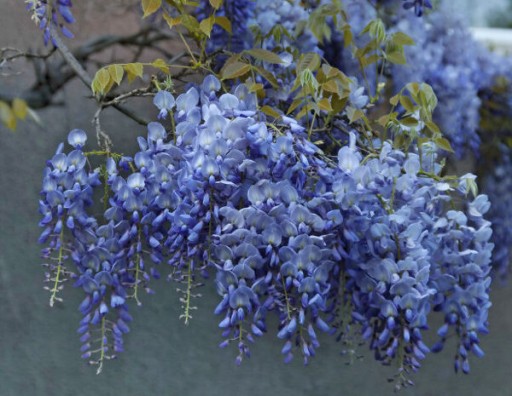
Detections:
[221, 61, 251, 80]
[180, 14, 200, 31]
[425, 120, 441, 135]
[346, 106, 364, 124]
[253, 66, 279, 88]
[322, 79, 339, 94]
[435, 137, 454, 153]
[297, 52, 321, 74]
[247, 82, 264, 94]
[162, 13, 182, 29]
[0, 101, 16, 130]
[199, 16, 215, 37]
[331, 95, 348, 113]
[261, 105, 281, 119]
[103, 78, 116, 96]
[209, 0, 223, 9]
[399, 95, 415, 113]
[318, 98, 333, 112]
[400, 116, 419, 127]
[152, 58, 170, 74]
[391, 32, 415, 46]
[360, 53, 379, 68]
[91, 68, 111, 95]
[142, 0, 162, 18]
[12, 98, 28, 120]
[386, 51, 406, 65]
[108, 64, 124, 85]
[343, 25, 353, 47]
[214, 16, 231, 33]
[287, 98, 303, 115]
[406, 82, 420, 96]
[124, 63, 144, 82]
[245, 49, 283, 64]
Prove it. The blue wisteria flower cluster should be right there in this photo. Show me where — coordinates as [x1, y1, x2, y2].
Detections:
[33, 0, 512, 389]
[298, 1, 512, 277]
[483, 146, 512, 280]
[401, 0, 432, 16]
[39, 74, 494, 385]
[372, 2, 512, 279]
[195, 0, 323, 103]
[196, 0, 255, 55]
[25, 0, 75, 45]
[386, 3, 512, 158]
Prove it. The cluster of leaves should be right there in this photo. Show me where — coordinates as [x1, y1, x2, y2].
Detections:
[29, 0, 508, 390]
[91, 60, 169, 96]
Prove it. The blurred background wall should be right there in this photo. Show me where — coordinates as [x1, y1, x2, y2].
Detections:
[1, 1, 512, 395]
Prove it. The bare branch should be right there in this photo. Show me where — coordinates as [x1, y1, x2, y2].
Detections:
[0, 25, 180, 116]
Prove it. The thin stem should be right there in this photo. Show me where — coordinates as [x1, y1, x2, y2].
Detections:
[96, 317, 106, 375]
[49, 228, 65, 307]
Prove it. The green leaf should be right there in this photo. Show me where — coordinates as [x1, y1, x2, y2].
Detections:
[465, 178, 479, 197]
[399, 95, 415, 113]
[261, 105, 281, 119]
[386, 50, 406, 65]
[142, 0, 162, 18]
[406, 82, 420, 96]
[360, 53, 379, 68]
[331, 95, 348, 113]
[362, 19, 385, 43]
[107, 64, 124, 85]
[299, 69, 319, 91]
[221, 62, 251, 80]
[180, 14, 200, 32]
[214, 16, 231, 33]
[343, 24, 353, 47]
[199, 16, 215, 37]
[162, 13, 182, 29]
[296, 53, 321, 74]
[377, 114, 391, 127]
[322, 79, 339, 94]
[247, 82, 264, 94]
[346, 106, 364, 124]
[245, 49, 284, 64]
[435, 137, 454, 153]
[400, 116, 419, 127]
[287, 98, 303, 115]
[253, 66, 279, 88]
[391, 32, 415, 46]
[420, 83, 438, 111]
[12, 98, 28, 120]
[124, 63, 144, 82]
[209, 0, 223, 9]
[425, 120, 441, 135]
[91, 68, 111, 95]
[152, 59, 170, 74]
[317, 98, 333, 112]
[296, 104, 317, 119]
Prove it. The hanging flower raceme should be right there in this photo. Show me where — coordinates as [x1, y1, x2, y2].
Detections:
[483, 146, 512, 279]
[25, 0, 75, 45]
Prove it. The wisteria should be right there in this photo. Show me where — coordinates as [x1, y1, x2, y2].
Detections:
[38, 71, 494, 387]
[25, 0, 75, 45]
[196, 0, 255, 55]
[483, 146, 512, 280]
[28, 0, 512, 389]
